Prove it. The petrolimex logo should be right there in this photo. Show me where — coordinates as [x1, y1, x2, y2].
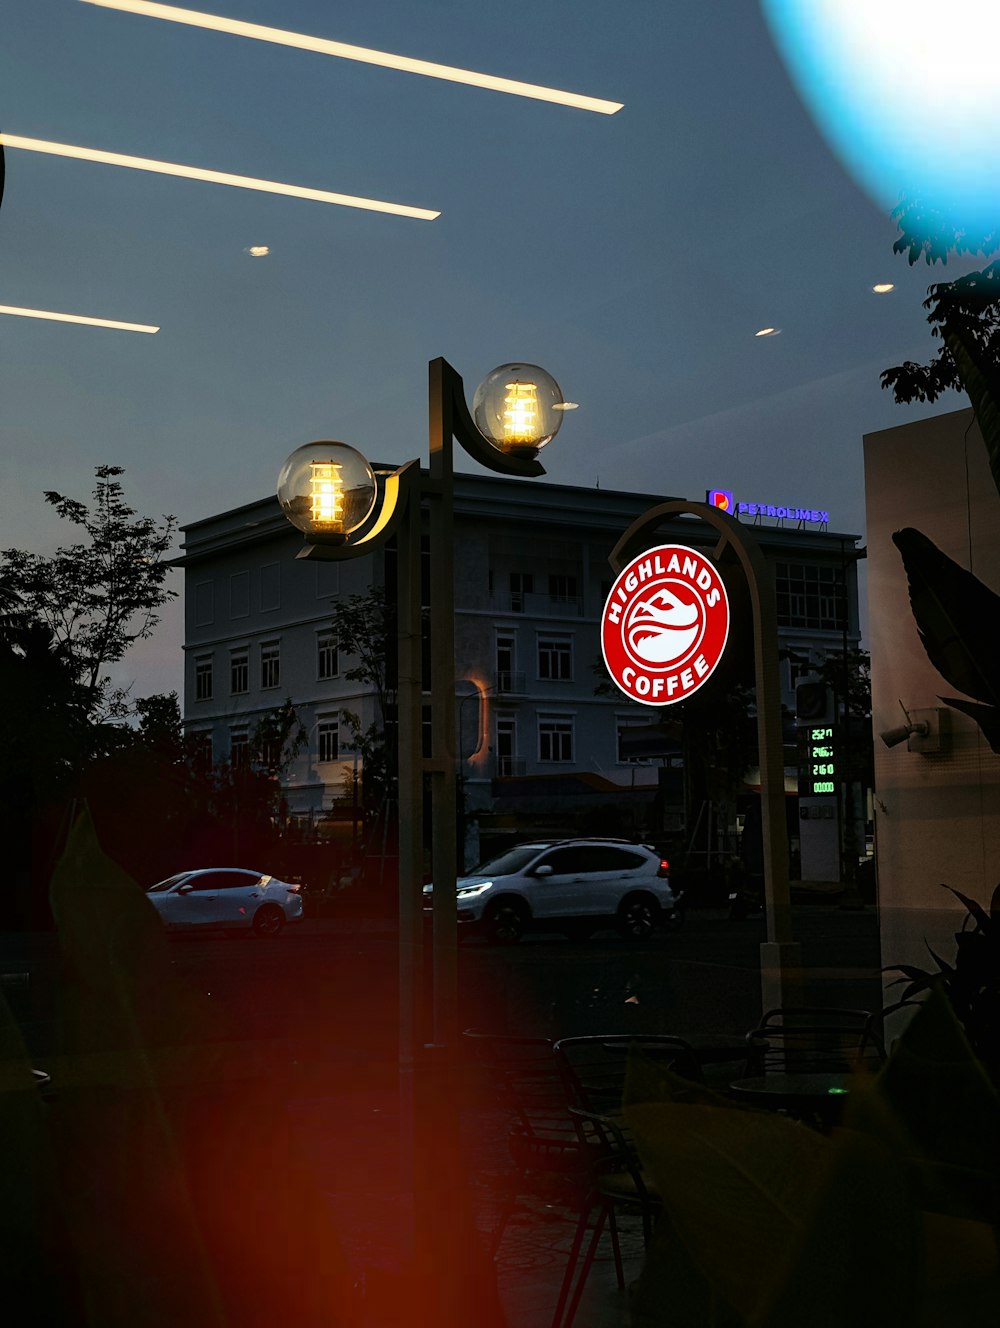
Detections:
[707, 489, 734, 513]
[601, 544, 730, 706]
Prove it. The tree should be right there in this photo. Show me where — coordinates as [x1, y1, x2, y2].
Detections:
[881, 196, 1000, 409]
[0, 465, 177, 718]
[328, 587, 395, 819]
[881, 199, 1000, 753]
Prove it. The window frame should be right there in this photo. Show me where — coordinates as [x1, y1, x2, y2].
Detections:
[537, 633, 573, 682]
[538, 715, 574, 764]
[229, 647, 249, 696]
[317, 632, 339, 681]
[194, 655, 214, 702]
[318, 718, 340, 763]
[260, 640, 281, 690]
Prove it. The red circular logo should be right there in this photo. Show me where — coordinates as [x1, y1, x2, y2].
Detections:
[601, 544, 730, 706]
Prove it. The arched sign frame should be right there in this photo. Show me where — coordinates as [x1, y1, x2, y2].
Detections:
[608, 499, 799, 1004]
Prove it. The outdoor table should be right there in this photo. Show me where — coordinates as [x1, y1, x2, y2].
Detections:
[727, 1071, 851, 1128]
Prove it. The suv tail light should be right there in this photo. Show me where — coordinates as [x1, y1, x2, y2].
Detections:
[286, 883, 302, 893]
[657, 859, 670, 877]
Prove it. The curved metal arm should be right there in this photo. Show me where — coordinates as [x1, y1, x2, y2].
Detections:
[432, 357, 546, 479]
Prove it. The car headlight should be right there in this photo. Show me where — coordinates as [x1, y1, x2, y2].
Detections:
[456, 882, 493, 897]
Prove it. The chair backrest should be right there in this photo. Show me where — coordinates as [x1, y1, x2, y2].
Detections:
[744, 1007, 885, 1074]
[553, 1034, 702, 1115]
[567, 1107, 657, 1209]
[462, 1030, 577, 1152]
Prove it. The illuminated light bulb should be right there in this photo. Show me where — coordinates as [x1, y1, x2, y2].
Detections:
[309, 461, 344, 528]
[473, 362, 564, 456]
[503, 379, 540, 447]
[277, 441, 377, 542]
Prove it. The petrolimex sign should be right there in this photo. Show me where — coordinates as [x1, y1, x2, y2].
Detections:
[707, 489, 829, 524]
[602, 544, 730, 706]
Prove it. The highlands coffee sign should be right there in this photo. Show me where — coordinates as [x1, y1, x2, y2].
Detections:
[601, 545, 730, 706]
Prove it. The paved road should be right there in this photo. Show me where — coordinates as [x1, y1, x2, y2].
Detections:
[4, 904, 882, 1059]
[99, 904, 882, 1059]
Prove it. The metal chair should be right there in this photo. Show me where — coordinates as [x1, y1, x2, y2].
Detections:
[553, 1033, 703, 1116]
[461, 1030, 588, 1259]
[744, 1007, 886, 1075]
[552, 1106, 663, 1328]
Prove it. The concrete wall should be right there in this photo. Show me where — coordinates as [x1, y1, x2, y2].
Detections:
[864, 408, 1000, 1040]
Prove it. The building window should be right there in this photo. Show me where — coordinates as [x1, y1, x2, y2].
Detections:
[230, 649, 249, 695]
[189, 730, 213, 769]
[260, 641, 280, 689]
[318, 719, 339, 763]
[538, 635, 572, 681]
[510, 572, 533, 613]
[539, 716, 574, 763]
[548, 573, 578, 602]
[496, 634, 521, 692]
[195, 656, 213, 701]
[230, 729, 249, 767]
[775, 562, 845, 632]
[496, 716, 518, 776]
[617, 721, 652, 765]
[317, 633, 339, 680]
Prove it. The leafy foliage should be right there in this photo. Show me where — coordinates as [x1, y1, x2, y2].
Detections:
[892, 528, 1000, 751]
[0, 466, 176, 717]
[327, 586, 395, 817]
[881, 192, 1000, 409]
[884, 883, 1000, 1074]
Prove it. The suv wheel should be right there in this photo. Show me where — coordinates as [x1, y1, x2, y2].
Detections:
[484, 899, 527, 945]
[617, 894, 658, 941]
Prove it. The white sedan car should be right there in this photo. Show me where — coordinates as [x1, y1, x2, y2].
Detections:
[146, 868, 304, 936]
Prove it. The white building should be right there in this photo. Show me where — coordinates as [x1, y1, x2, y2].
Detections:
[178, 472, 860, 860]
[865, 407, 1000, 1036]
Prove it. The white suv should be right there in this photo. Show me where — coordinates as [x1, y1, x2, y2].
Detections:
[423, 838, 677, 944]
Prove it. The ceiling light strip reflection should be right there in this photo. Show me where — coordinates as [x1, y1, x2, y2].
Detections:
[0, 304, 159, 333]
[79, 0, 623, 115]
[0, 134, 440, 219]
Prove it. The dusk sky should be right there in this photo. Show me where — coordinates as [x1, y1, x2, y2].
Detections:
[2, 1, 990, 703]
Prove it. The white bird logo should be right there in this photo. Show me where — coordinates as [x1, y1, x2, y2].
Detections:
[626, 586, 700, 663]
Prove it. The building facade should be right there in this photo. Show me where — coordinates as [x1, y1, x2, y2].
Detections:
[178, 473, 861, 860]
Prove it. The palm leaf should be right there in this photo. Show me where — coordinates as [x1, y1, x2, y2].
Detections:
[892, 527, 1000, 705]
[943, 319, 1000, 499]
[940, 695, 1000, 752]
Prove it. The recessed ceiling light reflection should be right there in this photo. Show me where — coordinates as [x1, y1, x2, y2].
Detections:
[246, 245, 270, 256]
[553, 401, 579, 411]
[872, 283, 895, 293]
[0, 133, 440, 219]
[754, 327, 781, 337]
[0, 304, 159, 333]
[79, 0, 623, 114]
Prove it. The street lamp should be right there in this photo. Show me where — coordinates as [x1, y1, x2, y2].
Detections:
[276, 356, 563, 1320]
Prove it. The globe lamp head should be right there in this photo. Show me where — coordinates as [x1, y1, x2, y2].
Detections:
[277, 441, 377, 543]
[472, 363, 564, 458]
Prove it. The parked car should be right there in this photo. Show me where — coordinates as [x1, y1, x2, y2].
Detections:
[146, 868, 304, 936]
[422, 838, 677, 944]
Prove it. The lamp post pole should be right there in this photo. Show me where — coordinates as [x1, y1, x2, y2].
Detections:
[278, 357, 562, 1320]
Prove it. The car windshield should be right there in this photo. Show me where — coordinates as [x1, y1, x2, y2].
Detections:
[147, 874, 189, 893]
[470, 844, 552, 876]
